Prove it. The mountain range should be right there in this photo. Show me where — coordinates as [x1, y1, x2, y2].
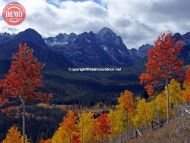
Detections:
[0, 27, 152, 68]
[44, 27, 153, 67]
[0, 28, 190, 105]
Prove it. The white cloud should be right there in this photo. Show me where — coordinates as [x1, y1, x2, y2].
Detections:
[0, 0, 108, 36]
[0, 0, 190, 49]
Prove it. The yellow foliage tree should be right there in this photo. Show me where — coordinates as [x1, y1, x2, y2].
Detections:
[168, 79, 183, 106]
[52, 128, 67, 143]
[2, 126, 30, 143]
[52, 111, 79, 143]
[117, 90, 135, 127]
[78, 112, 95, 143]
[155, 94, 167, 120]
[108, 109, 125, 141]
[135, 99, 153, 128]
[148, 99, 157, 121]
[116, 90, 135, 139]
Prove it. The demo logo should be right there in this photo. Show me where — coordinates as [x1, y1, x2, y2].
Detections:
[2, 2, 26, 26]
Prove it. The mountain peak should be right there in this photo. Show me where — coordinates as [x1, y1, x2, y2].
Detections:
[16, 28, 47, 47]
[182, 32, 190, 45]
[138, 44, 152, 50]
[56, 33, 68, 37]
[0, 32, 12, 36]
[17, 28, 42, 38]
[0, 32, 13, 43]
[98, 27, 115, 35]
[183, 32, 190, 37]
[55, 33, 68, 42]
[24, 28, 38, 33]
[135, 44, 152, 58]
[98, 27, 118, 44]
[21, 28, 43, 38]
[173, 33, 182, 41]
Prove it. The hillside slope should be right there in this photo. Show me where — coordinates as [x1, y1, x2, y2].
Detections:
[130, 117, 190, 143]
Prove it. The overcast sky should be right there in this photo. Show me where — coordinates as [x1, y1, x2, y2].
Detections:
[0, 0, 190, 49]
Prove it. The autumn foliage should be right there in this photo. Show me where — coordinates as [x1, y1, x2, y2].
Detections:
[0, 44, 52, 106]
[139, 32, 184, 94]
[52, 111, 79, 143]
[0, 44, 52, 143]
[39, 139, 52, 143]
[184, 67, 190, 84]
[116, 90, 135, 137]
[3, 83, 188, 143]
[1, 31, 190, 143]
[182, 67, 190, 103]
[2, 126, 29, 143]
[78, 112, 95, 143]
[95, 113, 111, 142]
[108, 109, 124, 139]
[117, 90, 135, 114]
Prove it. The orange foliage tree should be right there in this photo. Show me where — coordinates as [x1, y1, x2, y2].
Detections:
[182, 67, 190, 104]
[2, 126, 29, 143]
[183, 90, 190, 104]
[117, 90, 135, 114]
[95, 113, 111, 143]
[0, 44, 52, 143]
[184, 67, 190, 84]
[139, 32, 184, 123]
[71, 131, 80, 143]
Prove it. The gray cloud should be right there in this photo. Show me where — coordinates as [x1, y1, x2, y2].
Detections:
[114, 18, 131, 28]
[150, 0, 190, 21]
